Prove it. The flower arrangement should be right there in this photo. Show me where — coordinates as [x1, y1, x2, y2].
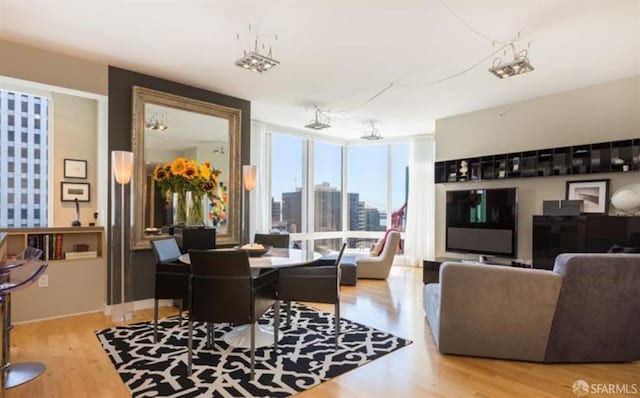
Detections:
[153, 158, 223, 225]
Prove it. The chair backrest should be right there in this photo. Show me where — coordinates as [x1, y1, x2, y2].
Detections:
[18, 246, 43, 261]
[335, 242, 347, 266]
[150, 238, 181, 264]
[545, 253, 640, 362]
[188, 249, 252, 324]
[254, 233, 290, 248]
[379, 231, 401, 260]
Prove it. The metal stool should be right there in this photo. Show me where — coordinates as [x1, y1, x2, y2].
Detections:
[0, 258, 48, 392]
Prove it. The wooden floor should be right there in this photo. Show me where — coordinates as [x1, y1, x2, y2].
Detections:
[6, 267, 639, 398]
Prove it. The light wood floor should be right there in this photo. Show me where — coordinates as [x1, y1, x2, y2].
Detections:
[6, 267, 639, 398]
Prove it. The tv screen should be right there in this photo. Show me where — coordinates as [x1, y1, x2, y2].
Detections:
[446, 188, 518, 258]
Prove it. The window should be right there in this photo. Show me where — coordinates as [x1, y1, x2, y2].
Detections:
[270, 133, 304, 233]
[313, 142, 342, 232]
[347, 145, 388, 231]
[0, 90, 49, 227]
[267, 131, 411, 261]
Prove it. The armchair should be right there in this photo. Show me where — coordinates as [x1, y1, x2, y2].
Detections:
[424, 253, 640, 363]
[356, 230, 400, 279]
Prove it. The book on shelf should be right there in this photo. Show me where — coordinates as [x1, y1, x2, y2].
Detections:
[64, 251, 98, 260]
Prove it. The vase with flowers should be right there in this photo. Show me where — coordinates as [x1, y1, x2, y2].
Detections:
[153, 157, 223, 226]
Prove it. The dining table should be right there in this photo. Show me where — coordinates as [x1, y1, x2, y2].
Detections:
[178, 247, 322, 348]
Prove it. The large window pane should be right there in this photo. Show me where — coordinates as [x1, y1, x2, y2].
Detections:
[347, 145, 387, 231]
[0, 90, 48, 227]
[391, 143, 409, 232]
[314, 142, 342, 232]
[271, 133, 303, 233]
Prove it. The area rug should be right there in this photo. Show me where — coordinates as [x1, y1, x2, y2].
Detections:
[96, 302, 411, 397]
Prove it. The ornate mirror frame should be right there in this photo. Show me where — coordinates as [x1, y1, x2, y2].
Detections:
[131, 86, 242, 249]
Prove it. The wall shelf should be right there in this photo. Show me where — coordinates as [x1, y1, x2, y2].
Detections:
[435, 138, 640, 183]
[0, 226, 104, 262]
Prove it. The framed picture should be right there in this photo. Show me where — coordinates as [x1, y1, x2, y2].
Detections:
[61, 182, 90, 202]
[64, 159, 87, 179]
[566, 179, 610, 214]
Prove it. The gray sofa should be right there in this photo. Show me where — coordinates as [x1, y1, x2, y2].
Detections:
[424, 253, 640, 362]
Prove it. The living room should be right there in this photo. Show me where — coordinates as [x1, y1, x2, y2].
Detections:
[0, 1, 639, 397]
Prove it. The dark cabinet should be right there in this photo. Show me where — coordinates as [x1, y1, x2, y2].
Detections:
[532, 215, 640, 269]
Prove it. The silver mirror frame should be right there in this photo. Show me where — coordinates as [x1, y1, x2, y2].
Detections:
[131, 86, 241, 249]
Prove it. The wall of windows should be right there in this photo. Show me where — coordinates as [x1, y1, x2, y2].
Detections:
[0, 90, 49, 227]
[268, 131, 410, 255]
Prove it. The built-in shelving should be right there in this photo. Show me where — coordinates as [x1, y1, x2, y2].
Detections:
[0, 226, 104, 262]
[435, 138, 640, 183]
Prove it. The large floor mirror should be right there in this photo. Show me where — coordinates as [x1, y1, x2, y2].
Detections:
[131, 86, 241, 249]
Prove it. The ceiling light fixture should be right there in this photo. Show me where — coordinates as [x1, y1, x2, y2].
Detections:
[304, 109, 331, 130]
[145, 111, 168, 131]
[361, 123, 383, 141]
[235, 26, 279, 73]
[489, 43, 534, 79]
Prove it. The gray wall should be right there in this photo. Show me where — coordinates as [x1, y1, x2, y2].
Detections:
[435, 76, 640, 261]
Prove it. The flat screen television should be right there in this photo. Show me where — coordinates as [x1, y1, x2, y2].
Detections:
[446, 188, 518, 258]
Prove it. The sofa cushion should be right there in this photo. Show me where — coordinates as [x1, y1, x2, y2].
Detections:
[545, 253, 640, 362]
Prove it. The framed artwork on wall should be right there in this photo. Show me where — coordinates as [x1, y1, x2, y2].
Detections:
[566, 179, 610, 214]
[64, 159, 87, 179]
[61, 182, 90, 202]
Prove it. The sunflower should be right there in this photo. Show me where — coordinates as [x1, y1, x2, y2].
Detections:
[199, 164, 212, 180]
[170, 158, 187, 176]
[153, 164, 168, 181]
[182, 160, 198, 179]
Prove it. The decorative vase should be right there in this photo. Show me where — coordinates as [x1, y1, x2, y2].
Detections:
[186, 191, 205, 226]
[174, 191, 188, 225]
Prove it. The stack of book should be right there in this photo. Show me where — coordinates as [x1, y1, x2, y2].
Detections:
[27, 234, 64, 261]
[64, 251, 98, 260]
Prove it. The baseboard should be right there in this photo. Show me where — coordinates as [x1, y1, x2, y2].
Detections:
[103, 298, 175, 316]
[13, 308, 105, 325]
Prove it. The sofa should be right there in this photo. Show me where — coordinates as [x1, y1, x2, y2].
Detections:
[424, 253, 640, 362]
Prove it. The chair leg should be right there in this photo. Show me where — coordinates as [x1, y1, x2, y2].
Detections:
[274, 301, 280, 351]
[250, 321, 256, 380]
[286, 300, 292, 327]
[335, 301, 340, 348]
[187, 318, 193, 377]
[153, 298, 159, 343]
[178, 299, 183, 325]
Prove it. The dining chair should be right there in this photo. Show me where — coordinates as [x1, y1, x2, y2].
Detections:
[254, 233, 290, 249]
[16, 246, 44, 261]
[150, 238, 190, 343]
[187, 249, 280, 379]
[278, 242, 346, 347]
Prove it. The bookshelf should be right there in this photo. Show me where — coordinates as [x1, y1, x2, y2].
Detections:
[0, 226, 104, 262]
[0, 227, 106, 322]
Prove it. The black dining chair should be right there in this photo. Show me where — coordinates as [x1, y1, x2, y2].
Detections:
[254, 233, 290, 249]
[187, 249, 280, 379]
[278, 242, 346, 347]
[150, 238, 190, 343]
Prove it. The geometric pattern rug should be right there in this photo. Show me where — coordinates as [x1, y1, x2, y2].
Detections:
[96, 302, 412, 397]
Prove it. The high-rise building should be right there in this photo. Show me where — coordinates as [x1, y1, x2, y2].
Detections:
[348, 193, 360, 231]
[281, 190, 302, 233]
[314, 182, 341, 232]
[0, 90, 49, 227]
[271, 197, 281, 225]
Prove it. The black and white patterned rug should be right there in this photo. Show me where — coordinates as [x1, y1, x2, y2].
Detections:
[96, 302, 411, 397]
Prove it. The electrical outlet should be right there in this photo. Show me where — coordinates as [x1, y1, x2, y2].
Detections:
[38, 274, 48, 288]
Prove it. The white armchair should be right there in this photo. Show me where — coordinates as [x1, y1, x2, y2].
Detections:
[356, 231, 401, 279]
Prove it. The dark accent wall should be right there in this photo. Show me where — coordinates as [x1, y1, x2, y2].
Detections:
[107, 66, 251, 302]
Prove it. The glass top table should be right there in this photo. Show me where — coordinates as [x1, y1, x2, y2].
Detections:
[178, 248, 322, 268]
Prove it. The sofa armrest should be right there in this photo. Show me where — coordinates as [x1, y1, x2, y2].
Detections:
[437, 262, 562, 362]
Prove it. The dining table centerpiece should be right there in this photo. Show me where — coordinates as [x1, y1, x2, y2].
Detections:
[153, 158, 223, 226]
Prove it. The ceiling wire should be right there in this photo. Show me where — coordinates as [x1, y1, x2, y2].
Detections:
[438, 0, 508, 45]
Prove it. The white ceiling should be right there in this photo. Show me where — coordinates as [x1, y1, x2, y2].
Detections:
[1, 0, 638, 139]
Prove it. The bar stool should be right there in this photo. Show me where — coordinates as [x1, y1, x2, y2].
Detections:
[0, 258, 48, 392]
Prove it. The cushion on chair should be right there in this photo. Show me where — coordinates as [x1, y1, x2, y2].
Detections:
[370, 239, 384, 256]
